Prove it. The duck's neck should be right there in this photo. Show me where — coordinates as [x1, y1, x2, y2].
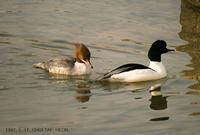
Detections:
[72, 61, 92, 75]
[148, 61, 167, 76]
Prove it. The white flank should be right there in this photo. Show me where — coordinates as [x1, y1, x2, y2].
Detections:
[48, 62, 92, 75]
[110, 61, 167, 82]
[49, 67, 71, 74]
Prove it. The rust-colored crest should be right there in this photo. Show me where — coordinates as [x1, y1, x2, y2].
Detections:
[74, 43, 93, 68]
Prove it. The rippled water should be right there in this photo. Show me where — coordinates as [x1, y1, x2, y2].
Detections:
[0, 0, 200, 135]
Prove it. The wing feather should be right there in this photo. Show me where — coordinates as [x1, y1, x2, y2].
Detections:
[102, 63, 152, 79]
[33, 57, 75, 71]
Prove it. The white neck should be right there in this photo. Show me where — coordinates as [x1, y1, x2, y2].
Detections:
[72, 61, 92, 75]
[148, 61, 167, 77]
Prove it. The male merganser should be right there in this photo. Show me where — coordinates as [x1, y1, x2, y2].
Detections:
[33, 43, 93, 75]
[102, 40, 174, 82]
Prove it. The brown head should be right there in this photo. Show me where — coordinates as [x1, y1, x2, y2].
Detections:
[74, 43, 93, 68]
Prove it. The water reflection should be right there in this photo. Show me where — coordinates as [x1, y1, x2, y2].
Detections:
[75, 78, 169, 106]
[50, 72, 168, 105]
[97, 78, 167, 93]
[74, 80, 91, 103]
[149, 116, 169, 121]
[42, 65, 171, 111]
[149, 83, 168, 110]
[99, 79, 170, 116]
[148, 83, 170, 121]
[97, 79, 169, 110]
[48, 74, 92, 102]
[48, 69, 170, 110]
[177, 0, 200, 93]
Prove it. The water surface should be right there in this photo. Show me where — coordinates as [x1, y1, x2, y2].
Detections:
[0, 0, 199, 135]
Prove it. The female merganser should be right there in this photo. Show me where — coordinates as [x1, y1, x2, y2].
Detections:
[33, 43, 93, 75]
[101, 40, 174, 82]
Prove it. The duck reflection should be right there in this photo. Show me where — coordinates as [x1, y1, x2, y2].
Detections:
[48, 74, 92, 102]
[98, 78, 168, 110]
[149, 83, 168, 110]
[98, 78, 167, 92]
[177, 0, 200, 92]
[74, 80, 91, 103]
[48, 72, 169, 106]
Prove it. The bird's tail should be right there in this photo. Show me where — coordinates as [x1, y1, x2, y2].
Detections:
[33, 62, 46, 69]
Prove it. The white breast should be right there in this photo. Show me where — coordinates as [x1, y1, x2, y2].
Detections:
[110, 61, 167, 82]
[71, 62, 92, 75]
[148, 61, 167, 76]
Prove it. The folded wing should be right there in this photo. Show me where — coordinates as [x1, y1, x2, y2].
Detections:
[33, 57, 75, 71]
[102, 63, 152, 79]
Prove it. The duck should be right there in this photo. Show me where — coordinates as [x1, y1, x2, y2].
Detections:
[33, 43, 93, 75]
[101, 40, 174, 82]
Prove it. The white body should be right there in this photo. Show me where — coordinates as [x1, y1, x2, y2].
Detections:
[49, 62, 92, 75]
[110, 61, 167, 82]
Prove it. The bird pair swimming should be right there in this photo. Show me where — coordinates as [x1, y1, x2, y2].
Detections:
[33, 40, 174, 82]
